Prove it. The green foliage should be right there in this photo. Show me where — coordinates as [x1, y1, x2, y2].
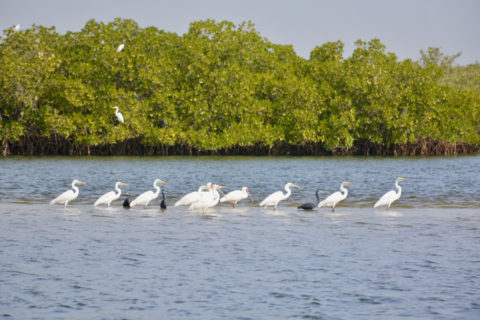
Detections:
[1, 19, 479, 155]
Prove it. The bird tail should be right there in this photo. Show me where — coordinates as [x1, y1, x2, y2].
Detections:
[219, 197, 226, 203]
[50, 199, 56, 205]
[317, 200, 326, 207]
[373, 201, 381, 208]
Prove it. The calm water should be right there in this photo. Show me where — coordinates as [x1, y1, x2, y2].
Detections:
[0, 156, 479, 319]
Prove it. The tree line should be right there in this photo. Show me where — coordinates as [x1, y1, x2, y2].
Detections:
[1, 18, 479, 156]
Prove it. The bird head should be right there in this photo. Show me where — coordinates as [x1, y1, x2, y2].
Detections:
[287, 183, 300, 189]
[73, 180, 86, 185]
[342, 182, 354, 186]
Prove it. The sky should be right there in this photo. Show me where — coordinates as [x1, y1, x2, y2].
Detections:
[1, 0, 479, 65]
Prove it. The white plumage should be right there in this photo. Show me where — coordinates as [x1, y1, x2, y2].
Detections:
[174, 183, 212, 206]
[189, 184, 227, 213]
[94, 181, 128, 207]
[259, 182, 300, 209]
[113, 106, 124, 123]
[130, 179, 167, 208]
[318, 182, 354, 211]
[220, 186, 253, 208]
[50, 180, 86, 207]
[13, 24, 20, 31]
[374, 177, 407, 208]
[116, 43, 125, 52]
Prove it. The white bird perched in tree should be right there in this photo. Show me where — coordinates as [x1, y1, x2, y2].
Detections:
[318, 182, 354, 211]
[374, 177, 408, 209]
[13, 24, 20, 31]
[130, 179, 168, 208]
[174, 183, 212, 206]
[94, 181, 128, 207]
[189, 184, 227, 213]
[259, 182, 300, 209]
[116, 43, 124, 52]
[50, 180, 86, 207]
[113, 106, 124, 123]
[220, 186, 254, 208]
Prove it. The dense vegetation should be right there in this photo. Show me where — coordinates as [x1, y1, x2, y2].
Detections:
[1, 18, 479, 156]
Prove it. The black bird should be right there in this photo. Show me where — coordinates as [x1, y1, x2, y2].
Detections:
[160, 189, 167, 210]
[297, 189, 323, 210]
[123, 193, 131, 209]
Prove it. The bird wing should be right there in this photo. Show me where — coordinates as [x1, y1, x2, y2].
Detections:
[94, 191, 116, 206]
[130, 190, 154, 207]
[318, 191, 341, 207]
[260, 191, 283, 206]
[220, 190, 244, 202]
[374, 190, 397, 208]
[175, 191, 202, 206]
[51, 190, 75, 204]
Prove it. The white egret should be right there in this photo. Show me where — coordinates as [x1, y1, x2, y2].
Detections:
[220, 186, 254, 208]
[298, 189, 323, 210]
[113, 106, 124, 124]
[189, 184, 227, 213]
[174, 183, 212, 206]
[374, 177, 408, 209]
[318, 182, 354, 211]
[13, 24, 20, 31]
[259, 182, 300, 209]
[116, 43, 125, 52]
[50, 180, 86, 207]
[94, 181, 128, 207]
[130, 179, 167, 208]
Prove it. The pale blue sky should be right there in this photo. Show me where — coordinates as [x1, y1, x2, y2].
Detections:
[1, 0, 479, 64]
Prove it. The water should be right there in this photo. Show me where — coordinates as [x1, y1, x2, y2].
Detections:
[1, 156, 479, 319]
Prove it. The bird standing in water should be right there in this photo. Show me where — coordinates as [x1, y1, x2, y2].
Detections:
[160, 189, 167, 210]
[374, 177, 408, 209]
[50, 180, 86, 207]
[318, 182, 354, 211]
[298, 189, 323, 210]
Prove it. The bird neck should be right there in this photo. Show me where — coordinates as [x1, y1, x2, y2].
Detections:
[315, 191, 321, 205]
[114, 183, 122, 196]
[395, 181, 402, 196]
[161, 190, 165, 200]
[340, 184, 348, 197]
[284, 185, 292, 199]
[72, 182, 79, 195]
[153, 181, 161, 197]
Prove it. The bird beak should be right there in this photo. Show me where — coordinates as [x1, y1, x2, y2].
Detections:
[292, 184, 300, 189]
[219, 185, 227, 189]
[159, 180, 168, 184]
[120, 182, 128, 186]
[399, 178, 408, 181]
[345, 182, 354, 186]
[78, 181, 86, 184]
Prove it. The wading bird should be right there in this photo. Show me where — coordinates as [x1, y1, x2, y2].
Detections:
[116, 43, 124, 52]
[220, 186, 254, 208]
[297, 189, 323, 210]
[260, 182, 300, 209]
[174, 183, 211, 206]
[374, 177, 408, 209]
[130, 179, 167, 208]
[123, 193, 131, 208]
[13, 24, 20, 31]
[50, 180, 86, 207]
[113, 106, 124, 124]
[189, 184, 227, 213]
[94, 181, 128, 207]
[160, 189, 167, 210]
[318, 182, 354, 211]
